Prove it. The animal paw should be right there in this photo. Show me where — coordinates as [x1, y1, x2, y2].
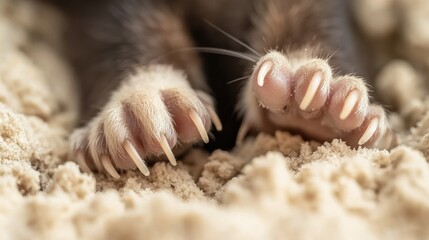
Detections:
[240, 51, 396, 149]
[70, 65, 222, 178]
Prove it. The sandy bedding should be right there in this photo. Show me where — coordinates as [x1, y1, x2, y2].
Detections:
[1, 0, 429, 239]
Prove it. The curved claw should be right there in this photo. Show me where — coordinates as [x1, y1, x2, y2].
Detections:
[257, 61, 272, 87]
[374, 128, 396, 149]
[340, 90, 359, 120]
[236, 121, 251, 146]
[206, 105, 223, 132]
[300, 71, 322, 110]
[100, 155, 120, 179]
[359, 117, 379, 145]
[123, 139, 150, 176]
[188, 109, 209, 143]
[91, 154, 103, 172]
[76, 151, 91, 173]
[158, 135, 177, 166]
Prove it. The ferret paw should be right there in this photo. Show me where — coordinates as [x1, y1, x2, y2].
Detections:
[70, 66, 221, 178]
[242, 51, 396, 149]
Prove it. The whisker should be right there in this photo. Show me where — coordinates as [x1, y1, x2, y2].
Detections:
[193, 47, 258, 62]
[150, 47, 258, 64]
[227, 75, 251, 85]
[205, 20, 263, 58]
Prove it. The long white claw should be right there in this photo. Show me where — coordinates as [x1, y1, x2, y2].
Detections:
[257, 61, 272, 87]
[159, 135, 176, 166]
[300, 71, 323, 110]
[206, 105, 223, 131]
[358, 118, 379, 145]
[189, 110, 209, 143]
[236, 122, 250, 146]
[123, 139, 150, 176]
[100, 155, 120, 179]
[340, 90, 359, 120]
[76, 151, 91, 173]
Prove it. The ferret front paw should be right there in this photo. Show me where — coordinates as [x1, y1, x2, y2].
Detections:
[70, 65, 221, 178]
[241, 51, 396, 149]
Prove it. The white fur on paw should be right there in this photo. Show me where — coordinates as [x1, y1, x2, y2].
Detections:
[70, 65, 221, 178]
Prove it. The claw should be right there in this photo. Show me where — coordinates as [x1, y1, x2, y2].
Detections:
[123, 139, 150, 176]
[375, 128, 395, 149]
[189, 109, 209, 143]
[257, 61, 272, 87]
[100, 155, 120, 179]
[236, 121, 251, 145]
[76, 151, 91, 173]
[206, 105, 223, 131]
[358, 117, 379, 145]
[300, 71, 322, 110]
[90, 154, 103, 172]
[158, 135, 177, 166]
[340, 90, 359, 120]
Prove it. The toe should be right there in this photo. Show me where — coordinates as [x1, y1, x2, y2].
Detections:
[162, 89, 211, 143]
[328, 76, 369, 131]
[294, 59, 332, 112]
[87, 118, 111, 172]
[70, 127, 100, 172]
[121, 92, 177, 154]
[343, 105, 388, 148]
[252, 51, 293, 111]
[102, 104, 143, 170]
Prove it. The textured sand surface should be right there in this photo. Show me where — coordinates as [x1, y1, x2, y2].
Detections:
[1, 0, 429, 239]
